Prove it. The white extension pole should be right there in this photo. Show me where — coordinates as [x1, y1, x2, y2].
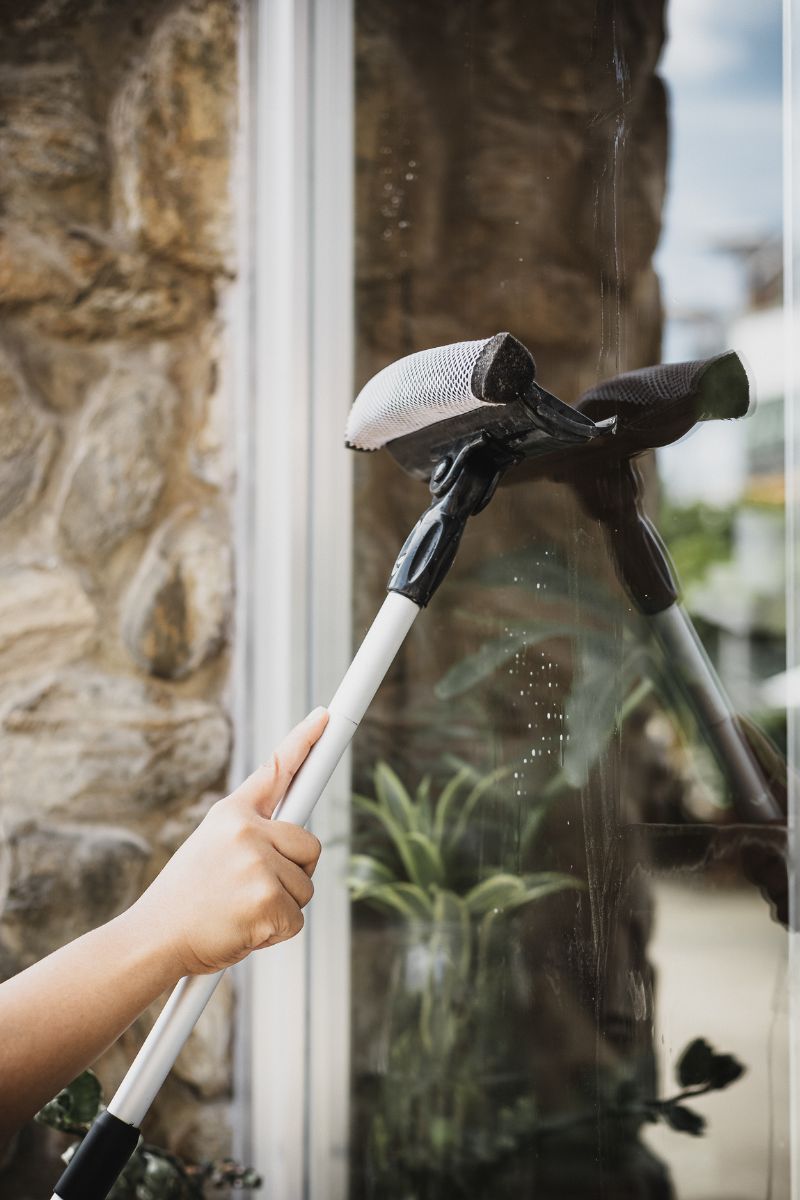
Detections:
[650, 602, 781, 823]
[53, 591, 420, 1189]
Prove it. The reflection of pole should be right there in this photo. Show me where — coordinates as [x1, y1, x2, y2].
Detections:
[576, 459, 781, 823]
[650, 604, 781, 822]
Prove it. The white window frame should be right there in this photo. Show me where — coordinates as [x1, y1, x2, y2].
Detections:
[232, 2, 354, 1197]
[785, 1, 800, 1197]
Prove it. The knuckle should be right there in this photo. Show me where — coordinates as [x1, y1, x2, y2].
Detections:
[254, 753, 280, 790]
[279, 896, 303, 936]
[262, 823, 280, 850]
[231, 815, 255, 846]
[267, 820, 286, 845]
[207, 795, 227, 818]
[258, 876, 283, 911]
[205, 798, 233, 834]
[262, 902, 304, 945]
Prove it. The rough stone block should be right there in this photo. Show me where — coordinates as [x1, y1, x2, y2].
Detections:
[0, 59, 105, 188]
[0, 348, 58, 523]
[0, 565, 96, 681]
[122, 509, 233, 680]
[59, 364, 177, 559]
[0, 221, 99, 307]
[111, 0, 237, 274]
[180, 324, 232, 489]
[0, 668, 231, 822]
[0, 0, 77, 36]
[0, 219, 207, 338]
[0, 212, 210, 337]
[0, 821, 150, 971]
[189, 386, 232, 489]
[34, 245, 212, 339]
[3, 326, 107, 413]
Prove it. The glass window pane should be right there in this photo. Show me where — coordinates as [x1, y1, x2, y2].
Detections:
[349, 3, 790, 1198]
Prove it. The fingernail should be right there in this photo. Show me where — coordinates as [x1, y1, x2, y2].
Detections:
[307, 705, 327, 722]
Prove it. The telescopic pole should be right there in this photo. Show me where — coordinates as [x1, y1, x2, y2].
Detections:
[50, 591, 421, 1200]
[51, 444, 498, 1200]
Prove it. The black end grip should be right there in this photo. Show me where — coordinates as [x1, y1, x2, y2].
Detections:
[53, 1111, 141, 1200]
[577, 351, 750, 455]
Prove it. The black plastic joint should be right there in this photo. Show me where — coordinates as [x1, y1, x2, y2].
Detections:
[387, 506, 465, 606]
[53, 1111, 141, 1200]
[387, 448, 502, 607]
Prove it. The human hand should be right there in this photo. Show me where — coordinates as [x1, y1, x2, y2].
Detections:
[126, 707, 328, 977]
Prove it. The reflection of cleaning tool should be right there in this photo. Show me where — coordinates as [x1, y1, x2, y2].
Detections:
[52, 333, 612, 1200]
[565, 355, 782, 825]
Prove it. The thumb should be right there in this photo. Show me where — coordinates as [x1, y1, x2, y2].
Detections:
[236, 707, 329, 818]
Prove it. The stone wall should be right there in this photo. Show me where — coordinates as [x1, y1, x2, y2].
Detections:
[0, 0, 240, 1188]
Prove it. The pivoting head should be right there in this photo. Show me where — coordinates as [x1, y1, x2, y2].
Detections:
[343, 337, 750, 612]
[346, 333, 613, 482]
[346, 337, 751, 490]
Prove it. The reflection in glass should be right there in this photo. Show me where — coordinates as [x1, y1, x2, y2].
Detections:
[349, 2, 788, 1197]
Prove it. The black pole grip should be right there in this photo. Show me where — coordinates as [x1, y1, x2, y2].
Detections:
[387, 448, 502, 606]
[52, 1111, 141, 1200]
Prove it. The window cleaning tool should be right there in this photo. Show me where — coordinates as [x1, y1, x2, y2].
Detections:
[351, 341, 781, 823]
[53, 335, 784, 1197]
[51, 333, 611, 1200]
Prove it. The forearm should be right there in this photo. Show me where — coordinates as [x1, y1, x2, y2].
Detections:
[0, 711, 327, 1146]
[0, 902, 182, 1139]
